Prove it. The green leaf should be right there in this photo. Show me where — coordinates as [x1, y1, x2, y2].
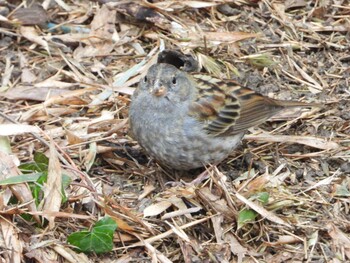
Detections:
[256, 192, 269, 204]
[30, 172, 47, 206]
[17, 152, 72, 206]
[62, 174, 71, 189]
[19, 152, 49, 173]
[93, 216, 118, 235]
[238, 209, 257, 229]
[34, 152, 49, 165]
[61, 174, 71, 203]
[4, 151, 72, 224]
[0, 172, 43, 185]
[68, 216, 117, 254]
[19, 162, 48, 173]
[30, 173, 70, 205]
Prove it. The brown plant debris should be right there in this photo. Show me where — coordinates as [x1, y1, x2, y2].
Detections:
[0, 0, 349, 262]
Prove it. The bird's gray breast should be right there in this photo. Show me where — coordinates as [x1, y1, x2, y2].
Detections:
[129, 97, 243, 169]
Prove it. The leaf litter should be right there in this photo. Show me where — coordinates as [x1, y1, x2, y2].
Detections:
[0, 0, 349, 262]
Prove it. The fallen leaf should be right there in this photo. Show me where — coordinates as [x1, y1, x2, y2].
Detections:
[0, 218, 23, 262]
[0, 56, 14, 92]
[245, 133, 339, 150]
[1, 85, 72, 101]
[265, 235, 303, 246]
[52, 244, 91, 262]
[20, 26, 50, 54]
[9, 5, 48, 26]
[327, 223, 350, 259]
[205, 31, 259, 43]
[40, 141, 62, 229]
[143, 200, 172, 217]
[0, 124, 40, 135]
[73, 5, 116, 59]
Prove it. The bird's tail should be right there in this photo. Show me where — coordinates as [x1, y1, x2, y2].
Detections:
[272, 99, 321, 108]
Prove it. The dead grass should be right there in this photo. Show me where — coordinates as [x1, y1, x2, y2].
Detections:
[0, 0, 349, 262]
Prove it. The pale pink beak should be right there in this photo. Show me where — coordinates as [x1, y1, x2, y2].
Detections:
[151, 86, 167, 97]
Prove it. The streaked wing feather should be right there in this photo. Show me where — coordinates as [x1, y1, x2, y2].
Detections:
[190, 75, 241, 135]
[228, 91, 283, 134]
[190, 74, 314, 136]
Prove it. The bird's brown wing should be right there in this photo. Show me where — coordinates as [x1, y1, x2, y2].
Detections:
[189, 74, 241, 135]
[227, 87, 284, 134]
[189, 74, 304, 136]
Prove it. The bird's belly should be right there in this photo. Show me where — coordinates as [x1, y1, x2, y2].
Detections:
[132, 120, 243, 169]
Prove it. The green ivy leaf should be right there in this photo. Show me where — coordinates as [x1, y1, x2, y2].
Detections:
[68, 217, 117, 254]
[93, 217, 119, 235]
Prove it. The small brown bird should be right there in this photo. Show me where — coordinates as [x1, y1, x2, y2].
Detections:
[129, 63, 315, 170]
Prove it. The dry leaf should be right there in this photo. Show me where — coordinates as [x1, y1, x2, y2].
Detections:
[0, 218, 23, 262]
[66, 130, 84, 145]
[265, 235, 302, 246]
[0, 151, 40, 224]
[0, 124, 40, 135]
[83, 142, 97, 172]
[0, 56, 14, 92]
[10, 5, 48, 26]
[327, 223, 350, 259]
[245, 173, 270, 192]
[52, 245, 92, 262]
[41, 141, 62, 229]
[138, 184, 156, 200]
[143, 200, 172, 217]
[116, 2, 168, 25]
[25, 248, 60, 262]
[197, 187, 235, 219]
[205, 31, 259, 43]
[1, 85, 72, 101]
[20, 26, 50, 54]
[225, 233, 249, 262]
[73, 5, 116, 59]
[245, 133, 339, 150]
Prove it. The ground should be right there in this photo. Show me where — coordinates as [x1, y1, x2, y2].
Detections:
[0, 1, 349, 262]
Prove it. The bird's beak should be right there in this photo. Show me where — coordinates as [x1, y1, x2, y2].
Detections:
[150, 86, 167, 97]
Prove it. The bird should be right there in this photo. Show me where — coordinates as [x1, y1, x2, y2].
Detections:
[129, 62, 316, 170]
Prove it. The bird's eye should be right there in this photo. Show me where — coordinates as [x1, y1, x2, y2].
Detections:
[172, 77, 177, 85]
[143, 76, 148, 83]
